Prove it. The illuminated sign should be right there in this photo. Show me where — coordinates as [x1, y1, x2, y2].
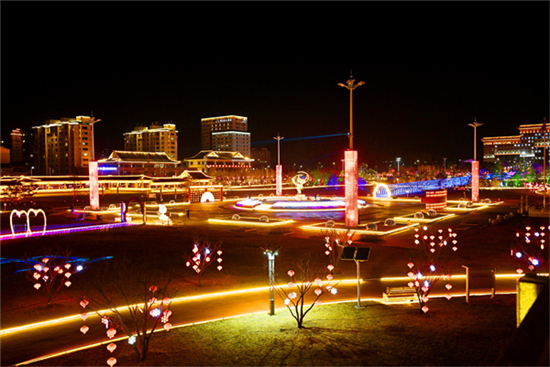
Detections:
[98, 167, 117, 171]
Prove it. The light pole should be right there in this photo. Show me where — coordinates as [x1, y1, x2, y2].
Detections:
[262, 245, 281, 316]
[468, 118, 483, 202]
[396, 157, 401, 173]
[273, 134, 284, 196]
[338, 71, 365, 150]
[338, 71, 364, 228]
[443, 157, 447, 176]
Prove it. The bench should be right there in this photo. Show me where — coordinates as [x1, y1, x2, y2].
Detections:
[382, 286, 418, 303]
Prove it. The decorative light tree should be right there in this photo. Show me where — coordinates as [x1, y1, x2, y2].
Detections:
[275, 255, 338, 329]
[184, 239, 223, 287]
[511, 225, 549, 274]
[22, 254, 86, 307]
[82, 259, 174, 363]
[321, 228, 354, 272]
[407, 226, 458, 314]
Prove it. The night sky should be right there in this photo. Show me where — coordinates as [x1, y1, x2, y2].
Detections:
[1, 1, 548, 170]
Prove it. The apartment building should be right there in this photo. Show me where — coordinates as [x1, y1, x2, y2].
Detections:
[124, 123, 178, 160]
[201, 115, 250, 157]
[32, 116, 97, 175]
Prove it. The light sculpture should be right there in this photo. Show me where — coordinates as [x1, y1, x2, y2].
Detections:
[291, 171, 309, 195]
[10, 208, 46, 237]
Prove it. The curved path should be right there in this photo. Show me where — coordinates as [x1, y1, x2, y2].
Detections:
[1, 274, 518, 366]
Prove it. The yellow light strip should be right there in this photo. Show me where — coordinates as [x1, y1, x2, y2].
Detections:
[207, 218, 294, 227]
[301, 222, 419, 236]
[393, 213, 455, 223]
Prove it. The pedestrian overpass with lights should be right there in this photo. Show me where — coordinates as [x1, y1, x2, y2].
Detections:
[373, 176, 471, 198]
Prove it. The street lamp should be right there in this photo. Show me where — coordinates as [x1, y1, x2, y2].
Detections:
[262, 245, 281, 316]
[273, 134, 284, 196]
[339, 71, 364, 228]
[338, 71, 365, 150]
[468, 118, 483, 202]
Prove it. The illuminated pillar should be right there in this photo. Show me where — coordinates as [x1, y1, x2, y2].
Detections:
[89, 161, 99, 210]
[345, 150, 358, 228]
[276, 165, 282, 196]
[471, 160, 479, 203]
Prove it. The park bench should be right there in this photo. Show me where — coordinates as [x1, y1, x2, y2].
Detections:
[382, 286, 418, 303]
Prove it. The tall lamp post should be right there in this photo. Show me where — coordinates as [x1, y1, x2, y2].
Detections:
[273, 133, 284, 196]
[338, 71, 364, 228]
[468, 118, 483, 202]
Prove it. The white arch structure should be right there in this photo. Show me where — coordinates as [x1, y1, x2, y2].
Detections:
[373, 183, 392, 198]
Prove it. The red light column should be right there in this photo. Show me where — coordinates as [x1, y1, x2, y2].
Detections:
[89, 161, 99, 210]
[345, 150, 358, 227]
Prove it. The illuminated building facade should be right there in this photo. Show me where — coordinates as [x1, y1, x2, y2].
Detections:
[123, 123, 178, 160]
[482, 122, 549, 165]
[98, 150, 180, 176]
[32, 116, 97, 175]
[201, 115, 250, 157]
[184, 150, 253, 173]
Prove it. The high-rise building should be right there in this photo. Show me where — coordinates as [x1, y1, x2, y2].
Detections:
[32, 116, 98, 175]
[124, 123, 178, 159]
[10, 128, 25, 162]
[201, 115, 250, 157]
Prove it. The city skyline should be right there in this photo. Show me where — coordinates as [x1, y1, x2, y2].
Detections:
[1, 1, 548, 168]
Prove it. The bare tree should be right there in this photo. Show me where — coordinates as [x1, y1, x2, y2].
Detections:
[321, 227, 354, 271]
[81, 257, 175, 363]
[275, 254, 338, 329]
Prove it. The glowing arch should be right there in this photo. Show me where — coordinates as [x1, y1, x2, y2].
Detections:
[373, 183, 392, 198]
[201, 191, 215, 203]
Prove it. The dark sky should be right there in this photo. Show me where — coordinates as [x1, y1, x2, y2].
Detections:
[1, 1, 548, 169]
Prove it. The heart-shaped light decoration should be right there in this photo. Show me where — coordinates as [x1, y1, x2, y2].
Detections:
[327, 264, 334, 271]
[80, 299, 89, 308]
[107, 357, 117, 367]
[217, 265, 222, 271]
[107, 343, 117, 353]
[314, 288, 322, 296]
[149, 297, 157, 304]
[149, 285, 157, 293]
[326, 274, 333, 280]
[446, 294, 452, 300]
[80, 325, 89, 334]
[430, 248, 436, 253]
[408, 282, 414, 288]
[64, 263, 71, 270]
[34, 283, 41, 290]
[516, 268, 524, 274]
[421, 286, 429, 293]
[315, 300, 322, 306]
[33, 272, 40, 280]
[81, 313, 88, 321]
[107, 328, 117, 339]
[422, 306, 429, 313]
[217, 258, 223, 263]
[445, 284, 452, 290]
[162, 297, 171, 306]
[64, 281, 71, 287]
[34, 264, 42, 271]
[407, 262, 414, 268]
[314, 278, 322, 285]
[287, 270, 295, 277]
[164, 322, 172, 331]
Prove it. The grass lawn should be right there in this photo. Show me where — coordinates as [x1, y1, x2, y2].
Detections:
[29, 295, 517, 366]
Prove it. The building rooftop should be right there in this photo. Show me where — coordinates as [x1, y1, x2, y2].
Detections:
[100, 151, 180, 164]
